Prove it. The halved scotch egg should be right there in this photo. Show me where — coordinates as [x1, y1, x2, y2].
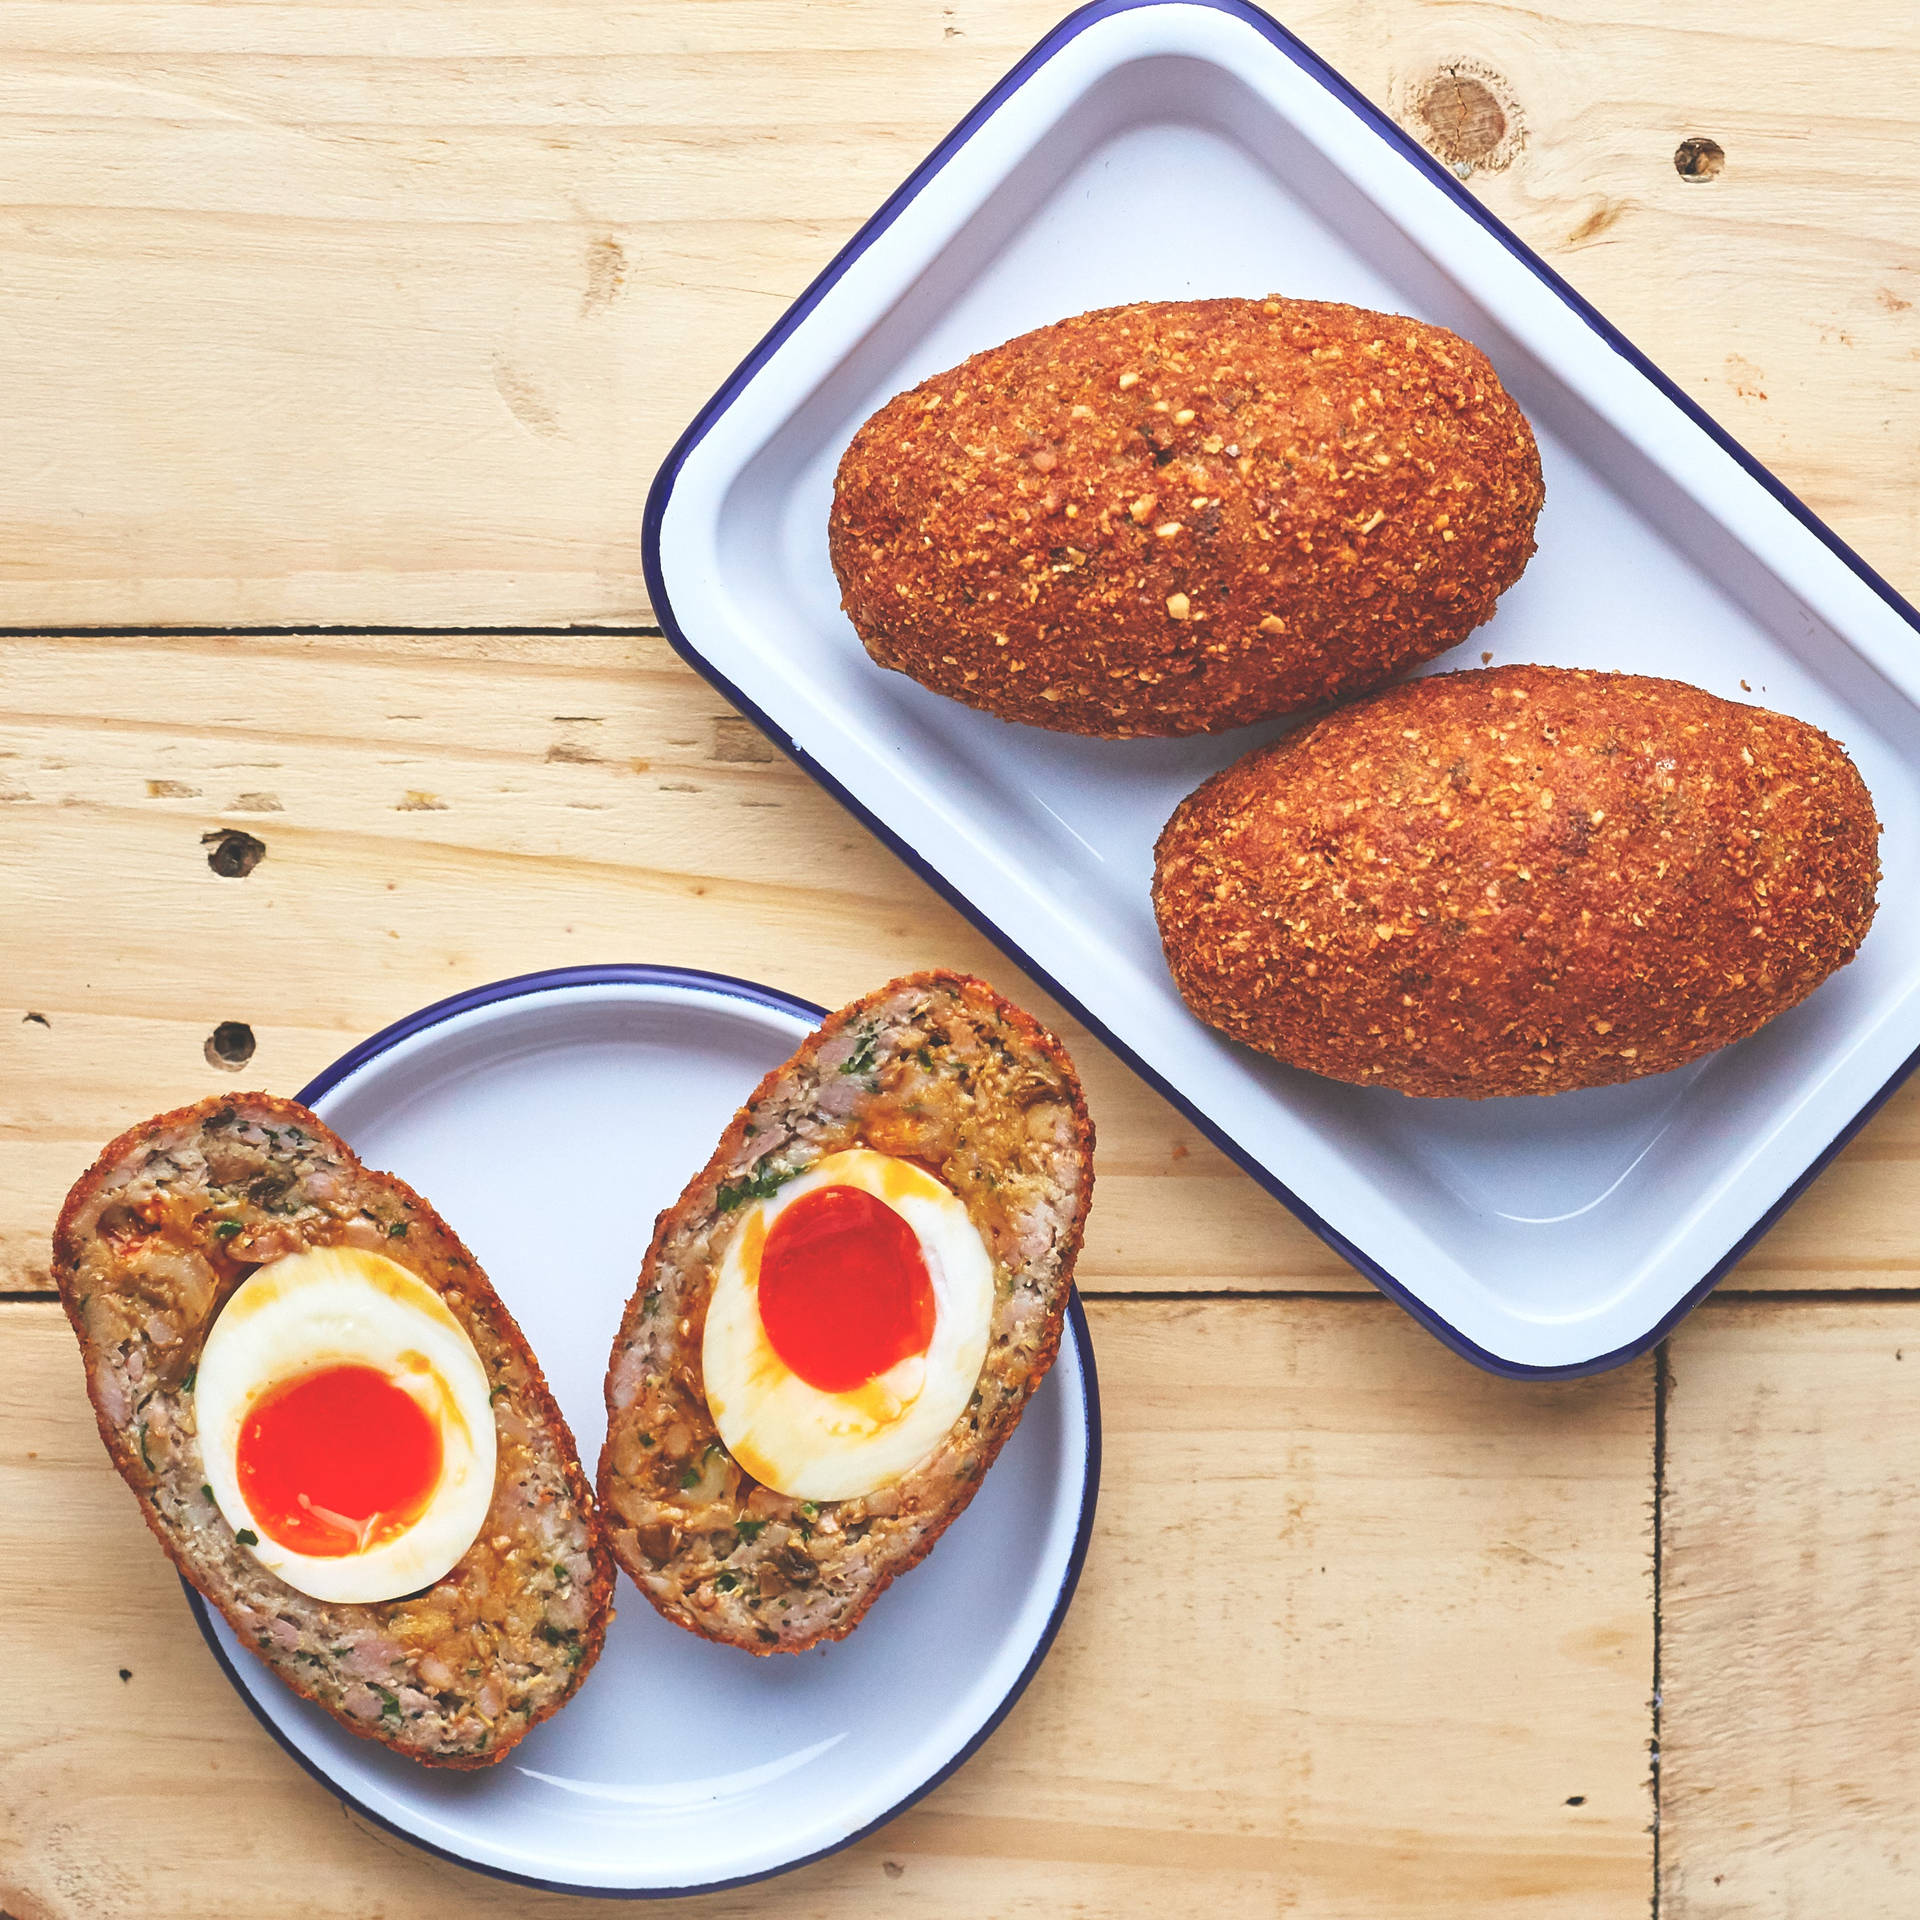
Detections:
[55, 1093, 613, 1768]
[702, 1149, 996, 1503]
[195, 1245, 498, 1604]
[601, 971, 1094, 1654]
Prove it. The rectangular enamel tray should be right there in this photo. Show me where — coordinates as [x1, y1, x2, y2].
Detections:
[644, 0, 1920, 1376]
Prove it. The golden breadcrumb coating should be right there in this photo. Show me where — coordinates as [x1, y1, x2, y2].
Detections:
[830, 296, 1543, 737]
[1152, 666, 1881, 1097]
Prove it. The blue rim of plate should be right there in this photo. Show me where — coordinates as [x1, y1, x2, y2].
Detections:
[184, 961, 1105, 1897]
[640, 0, 1920, 1382]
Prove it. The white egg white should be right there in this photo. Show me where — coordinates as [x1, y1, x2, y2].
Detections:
[702, 1148, 996, 1501]
[195, 1245, 498, 1604]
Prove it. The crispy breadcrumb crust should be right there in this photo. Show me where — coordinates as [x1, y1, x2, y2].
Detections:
[54, 1094, 615, 1767]
[1152, 666, 1881, 1097]
[829, 295, 1543, 737]
[598, 972, 1093, 1653]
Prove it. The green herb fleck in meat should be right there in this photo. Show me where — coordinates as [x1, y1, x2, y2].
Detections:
[716, 1163, 798, 1212]
[734, 1518, 766, 1544]
[387, 1221, 409, 1239]
[842, 1026, 881, 1076]
[212, 1220, 244, 1241]
[236, 1528, 259, 1547]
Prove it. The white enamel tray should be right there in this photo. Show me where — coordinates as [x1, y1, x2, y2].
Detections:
[645, 0, 1920, 1376]
[187, 967, 1099, 1895]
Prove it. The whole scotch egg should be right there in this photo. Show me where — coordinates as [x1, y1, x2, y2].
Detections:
[195, 1244, 497, 1604]
[702, 1149, 995, 1503]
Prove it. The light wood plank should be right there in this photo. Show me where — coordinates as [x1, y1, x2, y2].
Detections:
[7, 626, 1912, 1300]
[1718, 1114, 1920, 1292]
[0, 1295, 1654, 1918]
[1660, 1299, 1920, 1914]
[0, 627, 1353, 1297]
[0, 1, 1916, 623]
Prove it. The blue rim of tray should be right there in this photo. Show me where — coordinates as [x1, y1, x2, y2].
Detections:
[640, 0, 1920, 1382]
[184, 962, 1104, 1897]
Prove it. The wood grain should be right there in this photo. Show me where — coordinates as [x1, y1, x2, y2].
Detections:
[0, 626, 1354, 1297]
[1660, 1300, 1920, 1915]
[0, 1, 1915, 624]
[0, 1294, 1655, 1918]
[4, 626, 1911, 1300]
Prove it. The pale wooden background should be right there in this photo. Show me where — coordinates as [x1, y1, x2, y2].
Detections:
[6, 2, 1920, 1915]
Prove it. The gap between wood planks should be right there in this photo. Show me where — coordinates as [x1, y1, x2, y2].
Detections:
[13, 1283, 1914, 1305]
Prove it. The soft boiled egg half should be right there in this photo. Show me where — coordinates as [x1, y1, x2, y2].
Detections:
[196, 1245, 497, 1604]
[702, 1148, 996, 1502]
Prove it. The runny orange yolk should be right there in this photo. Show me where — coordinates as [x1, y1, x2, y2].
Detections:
[237, 1363, 443, 1557]
[757, 1185, 937, 1393]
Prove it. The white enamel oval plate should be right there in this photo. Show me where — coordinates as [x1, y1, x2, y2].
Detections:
[186, 966, 1100, 1895]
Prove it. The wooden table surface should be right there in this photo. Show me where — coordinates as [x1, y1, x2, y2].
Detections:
[6, 3, 1920, 1914]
